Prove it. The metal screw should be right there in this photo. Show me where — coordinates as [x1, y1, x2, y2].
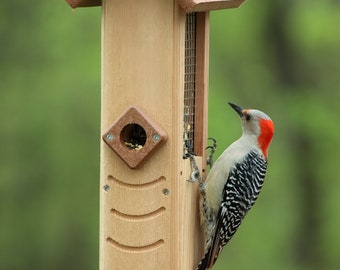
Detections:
[106, 133, 114, 141]
[162, 188, 169, 195]
[103, 184, 110, 192]
[153, 133, 160, 142]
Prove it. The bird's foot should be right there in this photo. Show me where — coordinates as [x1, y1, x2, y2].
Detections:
[206, 138, 217, 169]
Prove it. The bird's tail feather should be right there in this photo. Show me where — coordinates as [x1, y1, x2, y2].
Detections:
[196, 249, 210, 270]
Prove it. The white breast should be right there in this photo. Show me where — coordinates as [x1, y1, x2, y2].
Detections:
[204, 135, 260, 215]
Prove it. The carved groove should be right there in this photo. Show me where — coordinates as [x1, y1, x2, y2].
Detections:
[106, 237, 164, 253]
[110, 207, 166, 221]
[107, 175, 166, 189]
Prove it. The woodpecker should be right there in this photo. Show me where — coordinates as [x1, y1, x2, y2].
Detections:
[195, 102, 274, 270]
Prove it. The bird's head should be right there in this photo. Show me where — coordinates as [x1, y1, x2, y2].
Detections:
[228, 102, 274, 159]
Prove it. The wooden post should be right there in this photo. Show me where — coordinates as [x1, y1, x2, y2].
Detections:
[65, 0, 245, 269]
[100, 2, 204, 269]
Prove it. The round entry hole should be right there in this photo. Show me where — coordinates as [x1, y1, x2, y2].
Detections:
[120, 124, 147, 151]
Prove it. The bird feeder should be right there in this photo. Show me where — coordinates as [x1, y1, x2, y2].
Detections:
[65, 0, 245, 269]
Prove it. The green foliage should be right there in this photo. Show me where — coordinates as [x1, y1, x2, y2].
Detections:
[209, 1, 340, 269]
[1, 0, 340, 269]
[0, 2, 100, 269]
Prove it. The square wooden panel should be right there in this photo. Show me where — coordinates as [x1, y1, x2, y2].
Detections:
[102, 106, 167, 169]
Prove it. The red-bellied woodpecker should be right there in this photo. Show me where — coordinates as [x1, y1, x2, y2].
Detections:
[192, 102, 274, 270]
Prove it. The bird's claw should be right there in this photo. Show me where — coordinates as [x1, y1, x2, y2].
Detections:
[207, 137, 217, 147]
[183, 151, 201, 182]
[183, 152, 195, 159]
[206, 137, 217, 169]
[187, 170, 200, 183]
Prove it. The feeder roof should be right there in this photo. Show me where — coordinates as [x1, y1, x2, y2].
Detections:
[66, 0, 101, 9]
[65, 0, 244, 11]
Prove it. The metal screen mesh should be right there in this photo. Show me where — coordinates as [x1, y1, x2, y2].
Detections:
[183, 12, 197, 155]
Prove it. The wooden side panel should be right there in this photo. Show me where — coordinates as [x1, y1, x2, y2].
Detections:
[194, 12, 209, 160]
[100, 0, 204, 269]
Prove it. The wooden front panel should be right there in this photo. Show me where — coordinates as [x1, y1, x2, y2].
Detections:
[100, 1, 208, 269]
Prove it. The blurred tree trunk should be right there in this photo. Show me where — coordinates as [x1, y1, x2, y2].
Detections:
[291, 132, 321, 270]
[264, 1, 322, 269]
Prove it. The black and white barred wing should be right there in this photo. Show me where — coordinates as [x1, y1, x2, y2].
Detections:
[202, 151, 268, 269]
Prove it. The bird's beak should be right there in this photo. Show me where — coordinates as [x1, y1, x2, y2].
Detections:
[228, 102, 244, 117]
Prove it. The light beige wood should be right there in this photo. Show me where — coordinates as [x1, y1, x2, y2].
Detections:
[100, 1, 207, 269]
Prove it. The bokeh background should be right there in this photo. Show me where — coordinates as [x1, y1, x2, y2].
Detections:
[1, 1, 340, 269]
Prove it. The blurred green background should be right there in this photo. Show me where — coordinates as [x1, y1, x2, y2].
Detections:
[1, 1, 340, 269]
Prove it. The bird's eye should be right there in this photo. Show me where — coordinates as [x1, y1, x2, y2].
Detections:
[245, 114, 251, 121]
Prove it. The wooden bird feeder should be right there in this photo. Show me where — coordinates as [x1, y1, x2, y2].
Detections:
[65, 0, 245, 269]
